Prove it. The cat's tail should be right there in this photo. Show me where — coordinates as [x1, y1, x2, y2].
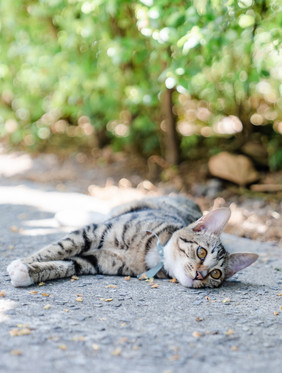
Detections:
[55, 209, 109, 227]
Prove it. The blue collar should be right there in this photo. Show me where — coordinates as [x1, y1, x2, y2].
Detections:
[137, 232, 165, 280]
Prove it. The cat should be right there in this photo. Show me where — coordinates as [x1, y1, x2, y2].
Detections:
[7, 195, 258, 288]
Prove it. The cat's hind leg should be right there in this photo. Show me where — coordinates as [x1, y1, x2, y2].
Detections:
[8, 257, 96, 287]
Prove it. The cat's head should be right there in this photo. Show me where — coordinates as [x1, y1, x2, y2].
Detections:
[164, 207, 258, 288]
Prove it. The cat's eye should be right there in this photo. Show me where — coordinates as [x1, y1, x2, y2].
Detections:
[210, 269, 222, 279]
[197, 247, 207, 261]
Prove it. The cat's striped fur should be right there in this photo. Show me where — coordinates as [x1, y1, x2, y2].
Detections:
[7, 195, 258, 288]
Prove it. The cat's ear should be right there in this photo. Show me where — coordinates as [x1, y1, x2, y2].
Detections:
[225, 253, 259, 279]
[192, 208, 231, 234]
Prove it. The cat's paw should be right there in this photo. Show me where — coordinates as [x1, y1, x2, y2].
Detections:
[7, 259, 34, 287]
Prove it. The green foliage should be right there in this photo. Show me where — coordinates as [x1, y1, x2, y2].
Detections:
[0, 0, 281, 168]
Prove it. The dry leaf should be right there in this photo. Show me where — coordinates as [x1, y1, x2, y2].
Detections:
[38, 282, 46, 287]
[43, 304, 51, 310]
[138, 274, 147, 281]
[0, 290, 5, 297]
[121, 322, 126, 327]
[195, 317, 203, 322]
[169, 354, 180, 361]
[10, 226, 18, 232]
[10, 350, 22, 356]
[278, 293, 282, 296]
[58, 344, 67, 351]
[92, 344, 100, 351]
[232, 346, 238, 351]
[9, 328, 31, 337]
[71, 275, 79, 281]
[169, 278, 178, 283]
[222, 297, 230, 303]
[192, 331, 202, 338]
[76, 297, 83, 302]
[72, 336, 85, 341]
[118, 337, 127, 343]
[225, 329, 234, 336]
[9, 245, 14, 250]
[124, 276, 131, 281]
[105, 298, 113, 302]
[64, 308, 69, 312]
[151, 283, 159, 288]
[41, 293, 50, 297]
[29, 290, 38, 295]
[273, 311, 279, 316]
[112, 347, 122, 356]
[105, 284, 118, 288]
[280, 306, 282, 310]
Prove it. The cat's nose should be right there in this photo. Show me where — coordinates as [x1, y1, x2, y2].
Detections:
[194, 270, 207, 280]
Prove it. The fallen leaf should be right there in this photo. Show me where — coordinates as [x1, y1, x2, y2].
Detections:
[41, 293, 50, 297]
[169, 278, 178, 283]
[0, 290, 5, 297]
[222, 297, 230, 303]
[112, 347, 122, 356]
[225, 329, 234, 336]
[105, 298, 113, 302]
[29, 290, 38, 295]
[58, 344, 67, 351]
[192, 331, 202, 338]
[38, 282, 46, 287]
[169, 354, 180, 361]
[278, 293, 282, 296]
[72, 336, 85, 341]
[195, 317, 203, 322]
[9, 328, 31, 337]
[10, 350, 22, 356]
[124, 276, 131, 281]
[76, 297, 83, 302]
[121, 322, 126, 327]
[280, 306, 282, 310]
[71, 275, 79, 281]
[43, 304, 51, 310]
[92, 343, 100, 351]
[10, 226, 18, 232]
[64, 308, 69, 312]
[105, 284, 118, 288]
[151, 283, 159, 288]
[9, 245, 14, 250]
[273, 311, 279, 316]
[138, 274, 147, 281]
[118, 337, 127, 343]
[232, 346, 238, 351]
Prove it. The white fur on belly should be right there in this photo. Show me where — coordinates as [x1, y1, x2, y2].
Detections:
[7, 259, 34, 287]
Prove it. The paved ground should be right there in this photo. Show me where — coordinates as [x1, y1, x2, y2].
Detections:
[0, 180, 282, 373]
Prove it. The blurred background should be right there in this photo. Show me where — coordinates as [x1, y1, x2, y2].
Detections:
[0, 0, 281, 243]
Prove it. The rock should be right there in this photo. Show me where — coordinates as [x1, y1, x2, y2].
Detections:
[242, 142, 268, 166]
[208, 152, 259, 186]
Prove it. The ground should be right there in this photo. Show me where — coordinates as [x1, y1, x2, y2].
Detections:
[0, 149, 282, 373]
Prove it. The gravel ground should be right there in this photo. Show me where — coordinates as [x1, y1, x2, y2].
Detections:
[1, 181, 282, 373]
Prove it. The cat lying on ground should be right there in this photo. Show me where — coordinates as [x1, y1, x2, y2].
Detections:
[7, 195, 258, 288]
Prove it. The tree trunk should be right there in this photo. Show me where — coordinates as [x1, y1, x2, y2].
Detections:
[162, 88, 180, 165]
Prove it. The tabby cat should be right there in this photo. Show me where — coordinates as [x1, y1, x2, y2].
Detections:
[7, 195, 258, 288]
